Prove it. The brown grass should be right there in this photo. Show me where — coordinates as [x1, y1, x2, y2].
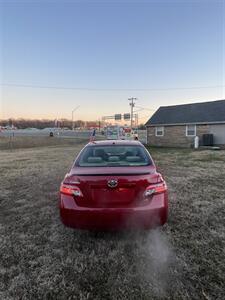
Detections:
[0, 143, 224, 299]
[0, 136, 88, 150]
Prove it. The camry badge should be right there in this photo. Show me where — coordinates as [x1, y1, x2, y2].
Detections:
[107, 179, 118, 188]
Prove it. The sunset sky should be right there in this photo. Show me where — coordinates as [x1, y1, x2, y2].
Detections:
[1, 0, 224, 122]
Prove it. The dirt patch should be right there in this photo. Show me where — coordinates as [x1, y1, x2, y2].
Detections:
[0, 145, 224, 299]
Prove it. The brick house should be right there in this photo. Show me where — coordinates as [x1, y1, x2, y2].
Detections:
[145, 99, 225, 148]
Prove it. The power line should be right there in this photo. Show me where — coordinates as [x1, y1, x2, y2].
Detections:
[1, 83, 225, 91]
[135, 105, 155, 111]
[139, 115, 154, 120]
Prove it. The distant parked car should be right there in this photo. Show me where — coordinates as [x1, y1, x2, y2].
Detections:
[4, 126, 17, 130]
[59, 140, 168, 230]
[26, 128, 39, 131]
[62, 127, 70, 130]
[42, 127, 58, 131]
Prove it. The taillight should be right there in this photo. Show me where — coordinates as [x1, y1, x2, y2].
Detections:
[60, 184, 83, 197]
[144, 182, 167, 197]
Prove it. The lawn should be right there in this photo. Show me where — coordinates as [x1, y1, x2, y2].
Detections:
[0, 135, 87, 150]
[0, 142, 224, 299]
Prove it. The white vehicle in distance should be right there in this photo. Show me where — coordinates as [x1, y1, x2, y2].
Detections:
[105, 125, 137, 140]
[105, 125, 125, 140]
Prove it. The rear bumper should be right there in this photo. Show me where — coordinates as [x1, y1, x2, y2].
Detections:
[59, 193, 168, 230]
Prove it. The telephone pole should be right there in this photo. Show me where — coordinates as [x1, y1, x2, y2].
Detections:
[128, 97, 137, 129]
[71, 106, 80, 130]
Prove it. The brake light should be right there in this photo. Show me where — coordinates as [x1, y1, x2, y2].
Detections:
[144, 182, 167, 197]
[157, 173, 164, 183]
[60, 184, 83, 197]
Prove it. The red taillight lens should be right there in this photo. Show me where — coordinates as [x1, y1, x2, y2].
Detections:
[60, 184, 83, 197]
[144, 182, 167, 197]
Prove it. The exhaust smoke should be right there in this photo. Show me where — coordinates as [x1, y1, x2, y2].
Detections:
[136, 228, 175, 297]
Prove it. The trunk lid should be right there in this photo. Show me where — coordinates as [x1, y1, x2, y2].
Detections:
[66, 166, 159, 208]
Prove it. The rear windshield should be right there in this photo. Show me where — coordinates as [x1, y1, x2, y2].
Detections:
[76, 145, 152, 167]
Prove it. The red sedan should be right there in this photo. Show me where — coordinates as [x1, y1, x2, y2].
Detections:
[59, 140, 168, 230]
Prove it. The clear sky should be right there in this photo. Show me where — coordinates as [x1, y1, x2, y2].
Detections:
[1, 0, 224, 122]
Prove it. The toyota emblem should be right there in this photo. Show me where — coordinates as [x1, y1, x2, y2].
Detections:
[107, 179, 118, 188]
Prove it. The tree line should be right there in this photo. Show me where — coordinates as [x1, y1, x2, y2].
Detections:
[0, 118, 87, 129]
[0, 118, 146, 130]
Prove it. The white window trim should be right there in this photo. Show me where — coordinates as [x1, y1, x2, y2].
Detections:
[155, 126, 164, 137]
[186, 124, 196, 137]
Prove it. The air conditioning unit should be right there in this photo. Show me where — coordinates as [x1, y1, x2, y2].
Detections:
[202, 134, 213, 146]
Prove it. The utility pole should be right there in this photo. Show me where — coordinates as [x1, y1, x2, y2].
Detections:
[72, 106, 80, 130]
[135, 113, 138, 128]
[128, 97, 137, 129]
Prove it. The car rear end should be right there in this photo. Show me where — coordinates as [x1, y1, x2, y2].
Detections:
[59, 141, 168, 230]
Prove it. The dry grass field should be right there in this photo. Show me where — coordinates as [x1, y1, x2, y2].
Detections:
[0, 136, 87, 150]
[0, 139, 225, 300]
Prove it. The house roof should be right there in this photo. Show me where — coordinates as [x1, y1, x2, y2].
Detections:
[145, 99, 225, 126]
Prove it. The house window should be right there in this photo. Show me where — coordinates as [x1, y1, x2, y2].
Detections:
[186, 125, 196, 136]
[155, 126, 164, 136]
